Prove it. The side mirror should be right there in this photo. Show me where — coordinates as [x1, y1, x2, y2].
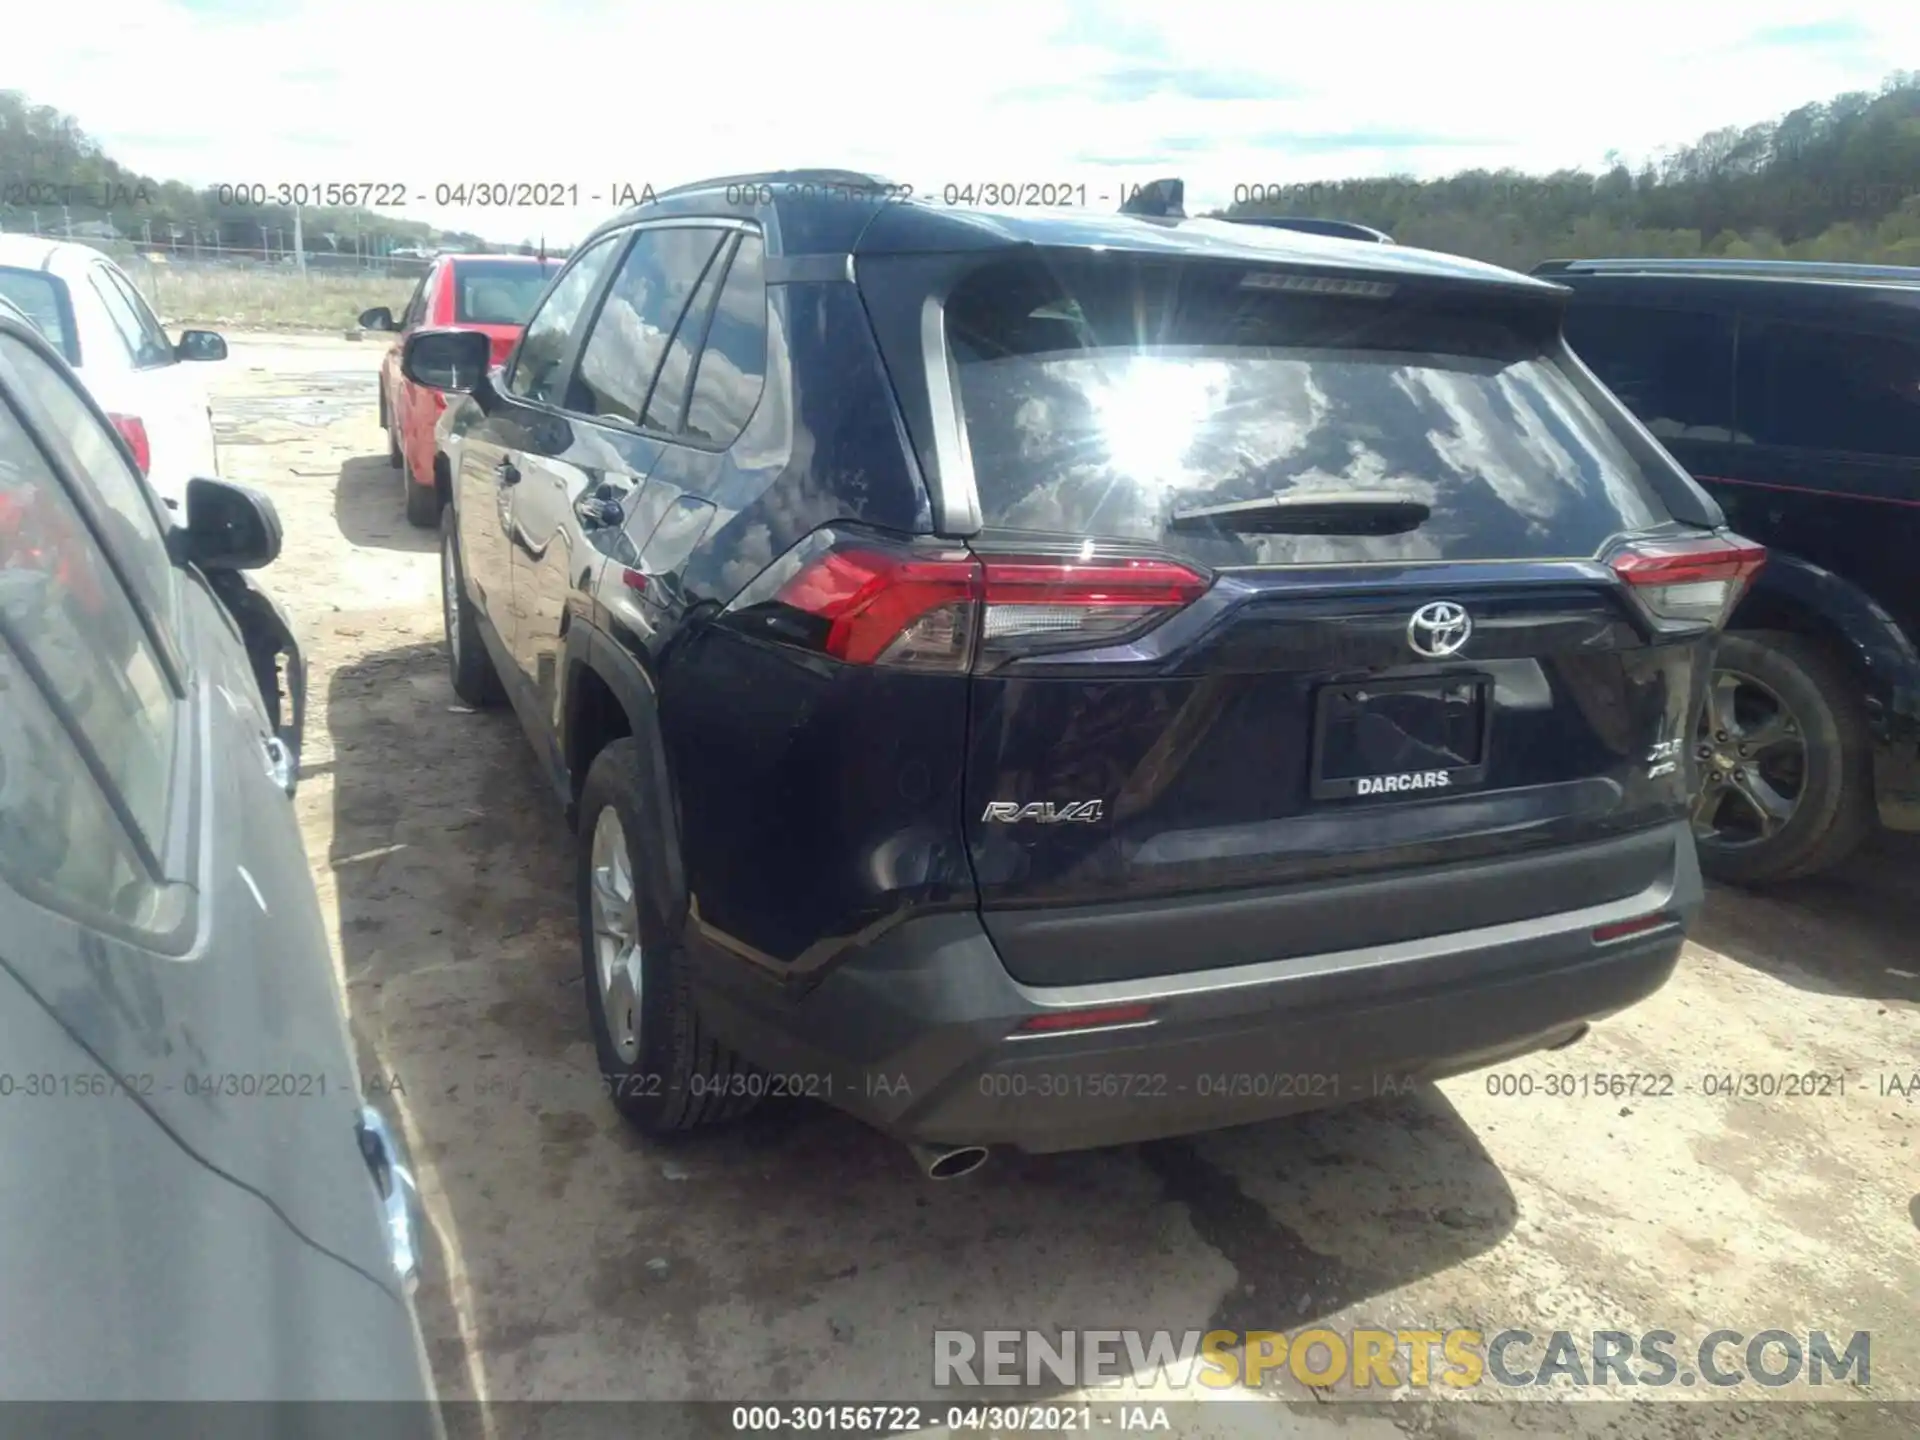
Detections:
[402, 327, 492, 395]
[176, 329, 227, 362]
[358, 306, 398, 332]
[167, 477, 283, 571]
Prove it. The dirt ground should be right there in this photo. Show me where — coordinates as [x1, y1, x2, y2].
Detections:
[210, 333, 1918, 1438]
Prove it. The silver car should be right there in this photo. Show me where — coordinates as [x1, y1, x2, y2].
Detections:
[0, 297, 440, 1418]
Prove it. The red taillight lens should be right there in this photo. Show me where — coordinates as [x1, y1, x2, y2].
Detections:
[107, 413, 151, 476]
[1610, 532, 1766, 626]
[775, 548, 981, 666]
[978, 557, 1211, 645]
[763, 543, 1210, 670]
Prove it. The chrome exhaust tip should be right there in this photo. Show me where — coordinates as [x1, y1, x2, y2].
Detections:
[909, 1142, 991, 1180]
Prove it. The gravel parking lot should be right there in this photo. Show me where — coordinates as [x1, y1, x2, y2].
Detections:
[212, 333, 1917, 1437]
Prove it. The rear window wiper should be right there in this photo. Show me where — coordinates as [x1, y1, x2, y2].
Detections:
[1167, 491, 1431, 536]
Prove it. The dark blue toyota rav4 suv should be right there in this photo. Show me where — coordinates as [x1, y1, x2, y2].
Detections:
[402, 172, 1757, 1169]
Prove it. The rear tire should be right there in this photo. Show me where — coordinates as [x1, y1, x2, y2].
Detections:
[403, 458, 439, 528]
[1694, 630, 1874, 885]
[440, 504, 503, 708]
[576, 738, 758, 1136]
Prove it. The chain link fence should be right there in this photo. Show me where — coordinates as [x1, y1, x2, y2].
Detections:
[3, 227, 429, 331]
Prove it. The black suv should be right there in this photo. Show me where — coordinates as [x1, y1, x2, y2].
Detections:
[405, 173, 1752, 1168]
[1541, 258, 1920, 882]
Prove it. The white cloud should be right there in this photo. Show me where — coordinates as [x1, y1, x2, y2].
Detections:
[22, 0, 1920, 243]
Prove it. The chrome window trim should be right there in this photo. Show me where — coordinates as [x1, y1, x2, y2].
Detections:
[919, 294, 983, 537]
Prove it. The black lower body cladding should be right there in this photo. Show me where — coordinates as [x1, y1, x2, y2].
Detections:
[689, 821, 1700, 1153]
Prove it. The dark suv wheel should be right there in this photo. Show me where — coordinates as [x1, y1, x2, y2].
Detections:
[440, 505, 503, 707]
[576, 739, 757, 1135]
[1692, 630, 1874, 884]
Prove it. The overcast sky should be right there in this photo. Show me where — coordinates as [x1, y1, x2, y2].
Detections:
[24, 0, 1920, 243]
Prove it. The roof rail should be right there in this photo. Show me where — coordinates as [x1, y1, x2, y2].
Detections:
[1533, 257, 1920, 283]
[1227, 216, 1394, 244]
[651, 168, 900, 202]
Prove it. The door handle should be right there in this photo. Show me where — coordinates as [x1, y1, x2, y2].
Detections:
[495, 457, 521, 486]
[262, 733, 298, 797]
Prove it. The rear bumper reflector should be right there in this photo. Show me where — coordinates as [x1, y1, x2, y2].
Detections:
[1592, 912, 1676, 944]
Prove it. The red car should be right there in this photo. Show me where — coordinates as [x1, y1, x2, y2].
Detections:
[361, 254, 558, 525]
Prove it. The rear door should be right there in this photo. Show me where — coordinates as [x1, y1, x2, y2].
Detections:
[1728, 314, 1920, 641]
[929, 255, 1733, 983]
[87, 259, 207, 512]
[502, 224, 731, 735]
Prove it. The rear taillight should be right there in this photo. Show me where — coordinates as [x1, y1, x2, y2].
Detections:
[1610, 532, 1766, 627]
[775, 548, 980, 667]
[107, 413, 151, 476]
[730, 535, 1211, 672]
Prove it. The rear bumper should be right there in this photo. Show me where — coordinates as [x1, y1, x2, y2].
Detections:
[696, 822, 1700, 1153]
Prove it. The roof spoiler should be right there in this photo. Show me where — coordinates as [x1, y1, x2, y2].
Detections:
[1119, 178, 1186, 219]
[1115, 180, 1393, 243]
[1228, 216, 1395, 244]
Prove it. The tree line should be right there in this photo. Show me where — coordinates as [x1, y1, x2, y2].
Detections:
[1218, 72, 1920, 270]
[0, 90, 488, 257]
[5, 73, 1919, 271]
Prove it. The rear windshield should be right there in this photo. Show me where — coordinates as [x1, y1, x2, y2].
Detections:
[945, 258, 1669, 565]
[453, 261, 559, 325]
[0, 269, 75, 362]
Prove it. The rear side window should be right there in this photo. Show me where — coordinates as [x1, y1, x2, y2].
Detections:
[640, 240, 730, 433]
[0, 382, 176, 856]
[0, 269, 75, 361]
[684, 234, 768, 446]
[89, 266, 172, 369]
[453, 260, 558, 325]
[100, 266, 175, 367]
[944, 257, 1670, 566]
[506, 232, 624, 406]
[1562, 303, 1736, 440]
[570, 227, 727, 427]
[1735, 320, 1920, 460]
[0, 632, 156, 925]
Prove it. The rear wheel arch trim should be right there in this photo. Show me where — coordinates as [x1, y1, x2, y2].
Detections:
[563, 625, 689, 927]
[1732, 556, 1920, 703]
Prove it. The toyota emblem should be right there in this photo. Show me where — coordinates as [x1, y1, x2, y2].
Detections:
[1407, 600, 1472, 658]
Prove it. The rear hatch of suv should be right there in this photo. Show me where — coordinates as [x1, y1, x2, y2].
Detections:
[743, 236, 1757, 987]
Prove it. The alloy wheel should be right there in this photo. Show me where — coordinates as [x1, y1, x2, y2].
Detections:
[442, 530, 460, 658]
[1692, 667, 1807, 850]
[589, 806, 643, 1064]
